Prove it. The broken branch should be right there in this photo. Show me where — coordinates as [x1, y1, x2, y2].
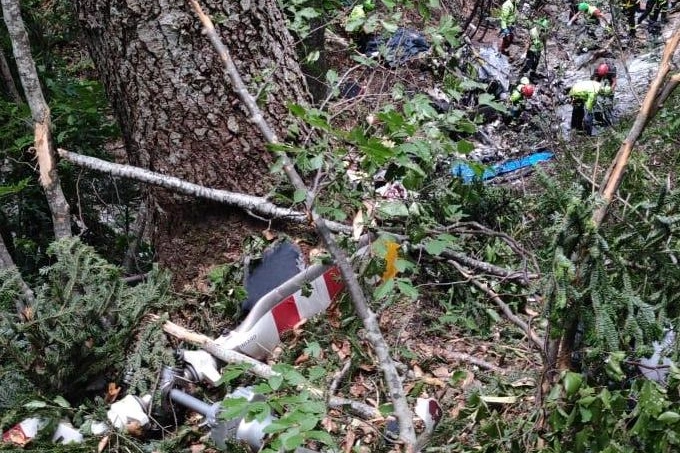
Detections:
[158, 316, 382, 420]
[450, 261, 545, 351]
[188, 0, 417, 446]
[57, 148, 351, 234]
[593, 26, 680, 226]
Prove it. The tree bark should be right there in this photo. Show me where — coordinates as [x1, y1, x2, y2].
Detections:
[2, 0, 72, 240]
[0, 233, 34, 312]
[73, 0, 312, 285]
[0, 47, 22, 103]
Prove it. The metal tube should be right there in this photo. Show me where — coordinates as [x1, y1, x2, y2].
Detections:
[168, 389, 218, 423]
[236, 262, 331, 332]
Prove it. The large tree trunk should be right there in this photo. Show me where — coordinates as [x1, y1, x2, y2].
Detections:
[74, 0, 312, 285]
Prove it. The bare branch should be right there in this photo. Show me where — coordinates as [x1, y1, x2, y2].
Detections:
[451, 261, 545, 351]
[188, 0, 417, 446]
[593, 26, 680, 226]
[1, 0, 71, 239]
[0, 47, 22, 103]
[57, 148, 351, 234]
[0, 233, 34, 312]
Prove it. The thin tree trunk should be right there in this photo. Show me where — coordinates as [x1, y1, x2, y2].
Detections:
[0, 48, 22, 102]
[1, 0, 71, 239]
[0, 233, 34, 312]
[122, 199, 148, 274]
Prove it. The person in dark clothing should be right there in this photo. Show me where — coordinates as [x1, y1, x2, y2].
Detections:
[620, 0, 640, 37]
[521, 18, 549, 79]
[638, 0, 670, 33]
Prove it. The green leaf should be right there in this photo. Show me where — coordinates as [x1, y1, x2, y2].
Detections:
[563, 372, 583, 397]
[306, 429, 335, 444]
[381, 20, 398, 32]
[282, 432, 305, 450]
[269, 374, 284, 391]
[24, 400, 48, 409]
[485, 308, 501, 323]
[396, 279, 419, 300]
[658, 412, 680, 424]
[293, 189, 307, 204]
[298, 416, 318, 432]
[263, 421, 289, 434]
[456, 139, 475, 154]
[374, 278, 395, 299]
[377, 201, 409, 218]
[53, 395, 71, 408]
[423, 238, 449, 256]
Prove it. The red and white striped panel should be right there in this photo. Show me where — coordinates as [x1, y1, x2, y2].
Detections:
[215, 267, 344, 359]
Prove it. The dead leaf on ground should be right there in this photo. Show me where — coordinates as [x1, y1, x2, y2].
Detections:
[262, 229, 277, 241]
[342, 429, 356, 453]
[189, 443, 206, 453]
[357, 363, 375, 372]
[421, 376, 447, 388]
[525, 307, 539, 317]
[327, 301, 342, 328]
[97, 435, 109, 453]
[349, 381, 368, 398]
[294, 353, 310, 365]
[432, 366, 450, 379]
[352, 209, 364, 240]
[331, 340, 351, 361]
[321, 416, 338, 433]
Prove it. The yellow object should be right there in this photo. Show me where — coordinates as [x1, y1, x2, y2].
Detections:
[382, 241, 400, 281]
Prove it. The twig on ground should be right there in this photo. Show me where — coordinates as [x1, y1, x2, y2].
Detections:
[329, 360, 352, 396]
[450, 261, 545, 351]
[188, 1, 417, 446]
[443, 350, 507, 374]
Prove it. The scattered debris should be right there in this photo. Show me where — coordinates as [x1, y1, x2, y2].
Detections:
[451, 150, 554, 183]
[363, 28, 431, 66]
[638, 329, 676, 383]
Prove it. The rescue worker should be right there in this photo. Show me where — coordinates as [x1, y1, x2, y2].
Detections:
[569, 80, 613, 135]
[498, 0, 517, 56]
[521, 18, 549, 80]
[620, 0, 640, 38]
[568, 2, 608, 28]
[637, 0, 670, 35]
[506, 77, 535, 123]
[592, 62, 617, 91]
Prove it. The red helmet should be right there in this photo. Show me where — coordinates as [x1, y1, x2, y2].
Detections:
[521, 84, 535, 98]
[596, 63, 609, 77]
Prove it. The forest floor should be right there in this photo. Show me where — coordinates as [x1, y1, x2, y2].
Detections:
[278, 4, 680, 451]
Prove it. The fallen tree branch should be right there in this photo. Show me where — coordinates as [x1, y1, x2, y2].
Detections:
[57, 148, 351, 235]
[158, 316, 382, 420]
[593, 25, 680, 226]
[450, 261, 545, 351]
[439, 349, 507, 374]
[189, 0, 418, 447]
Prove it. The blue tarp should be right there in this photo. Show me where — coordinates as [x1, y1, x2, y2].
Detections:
[451, 150, 554, 184]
